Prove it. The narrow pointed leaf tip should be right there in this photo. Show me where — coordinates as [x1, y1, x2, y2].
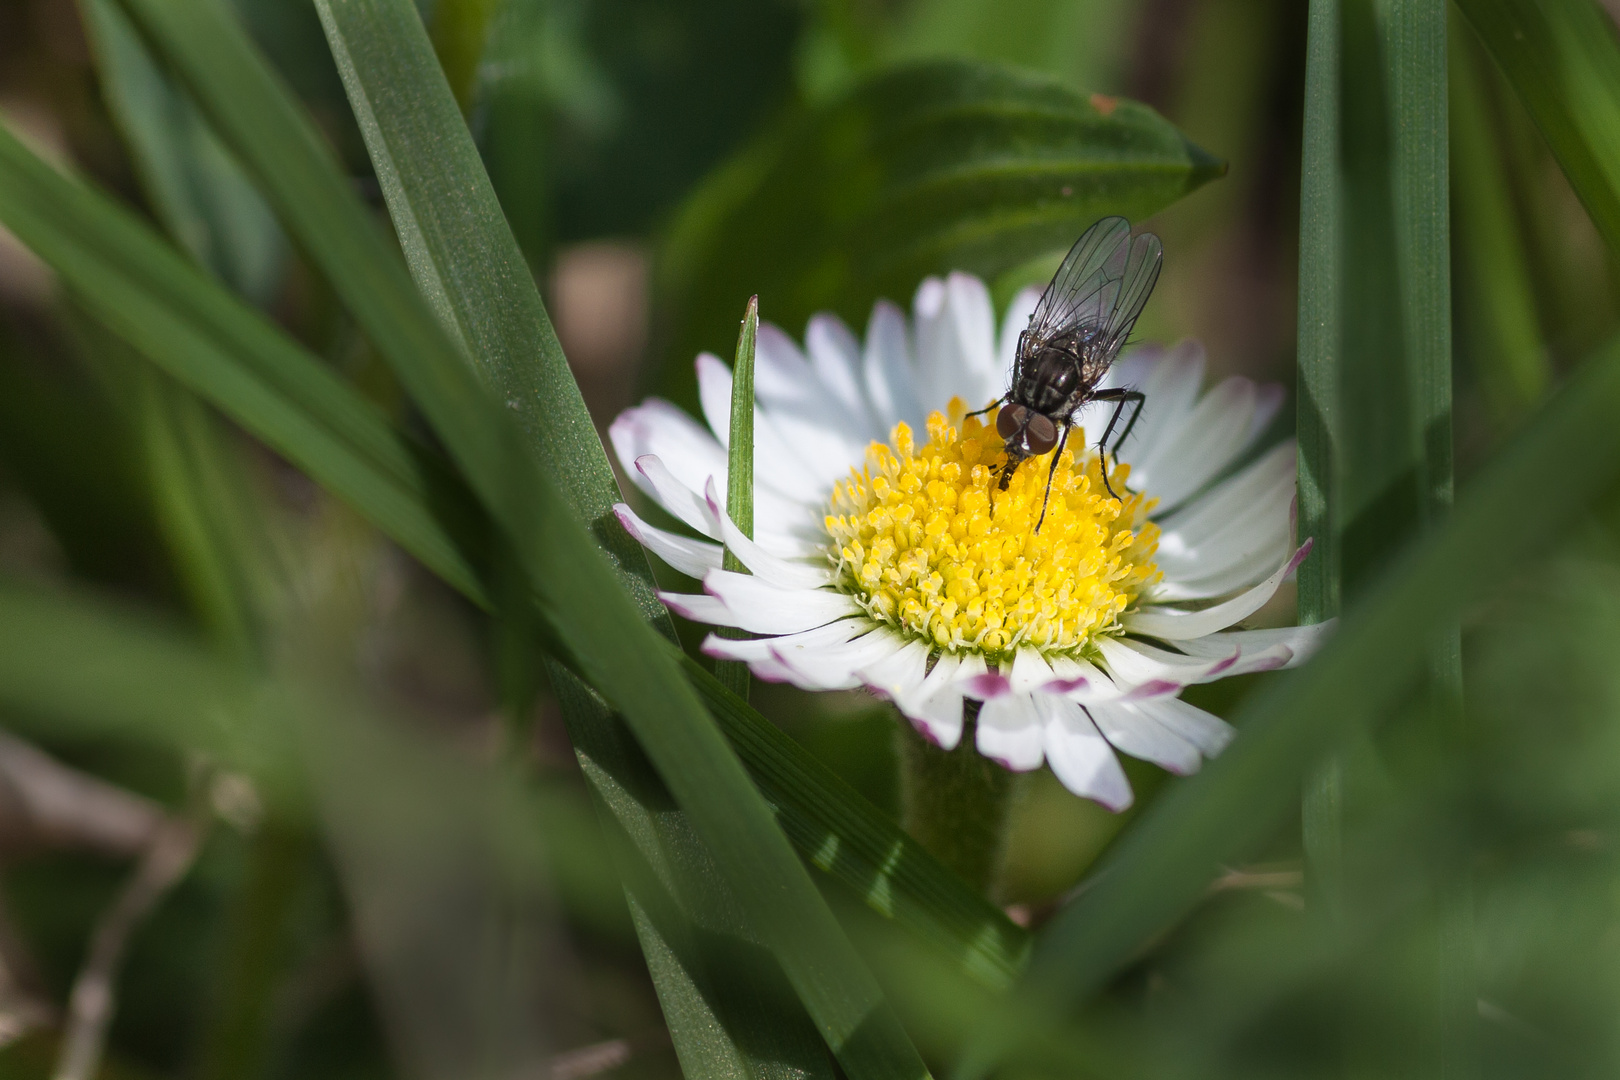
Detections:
[717, 295, 760, 698]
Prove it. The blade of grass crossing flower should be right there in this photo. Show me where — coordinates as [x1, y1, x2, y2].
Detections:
[1385, 5, 1472, 1072]
[954, 324, 1620, 1077]
[309, 2, 833, 1073]
[1455, 0, 1620, 257]
[1450, 17, 1551, 427]
[0, 122, 1029, 994]
[716, 296, 759, 700]
[1296, 0, 1345, 930]
[135, 0, 929, 1072]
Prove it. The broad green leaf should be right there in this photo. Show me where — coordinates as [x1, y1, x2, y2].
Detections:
[954, 321, 1620, 1076]
[1455, 0, 1620, 257]
[659, 58, 1223, 408]
[716, 297, 758, 700]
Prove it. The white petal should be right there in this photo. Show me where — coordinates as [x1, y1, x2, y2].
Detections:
[634, 455, 718, 538]
[701, 478, 832, 589]
[1124, 543, 1311, 640]
[659, 591, 731, 625]
[1007, 647, 1057, 695]
[702, 570, 858, 634]
[1136, 376, 1265, 509]
[1248, 382, 1285, 443]
[611, 401, 726, 509]
[1041, 653, 1128, 702]
[996, 286, 1042, 389]
[1175, 622, 1336, 670]
[613, 503, 723, 578]
[1132, 695, 1236, 757]
[696, 351, 735, 446]
[1086, 700, 1203, 775]
[1074, 340, 1205, 467]
[858, 639, 933, 704]
[807, 314, 881, 438]
[976, 694, 1045, 772]
[1156, 442, 1295, 563]
[771, 626, 911, 691]
[1094, 636, 1241, 696]
[893, 651, 980, 750]
[1040, 698, 1133, 810]
[863, 300, 925, 433]
[700, 617, 871, 663]
[695, 352, 839, 502]
[914, 273, 1000, 413]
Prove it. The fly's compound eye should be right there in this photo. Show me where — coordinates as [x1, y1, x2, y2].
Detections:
[1024, 412, 1059, 455]
[996, 403, 1027, 441]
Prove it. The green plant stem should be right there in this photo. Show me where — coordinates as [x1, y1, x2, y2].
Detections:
[895, 709, 1015, 899]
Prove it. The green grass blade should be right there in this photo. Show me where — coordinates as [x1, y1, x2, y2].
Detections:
[1455, 0, 1620, 256]
[1384, 4, 1469, 1071]
[307, 0, 664, 622]
[1387, 0, 1454, 530]
[1450, 14, 1552, 425]
[1297, 0, 1345, 927]
[954, 324, 1620, 1076]
[0, 111, 1027, 1000]
[79, 0, 285, 305]
[659, 58, 1225, 410]
[0, 123, 486, 601]
[107, 3, 932, 1073]
[716, 296, 759, 700]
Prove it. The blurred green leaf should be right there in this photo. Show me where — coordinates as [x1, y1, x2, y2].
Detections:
[80, 0, 285, 307]
[315, 0, 833, 1069]
[954, 314, 1620, 1075]
[0, 122, 488, 602]
[1456, 0, 1620, 257]
[659, 58, 1223, 409]
[1451, 18, 1551, 427]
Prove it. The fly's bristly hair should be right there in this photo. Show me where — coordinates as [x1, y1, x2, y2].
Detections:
[980, 216, 1164, 530]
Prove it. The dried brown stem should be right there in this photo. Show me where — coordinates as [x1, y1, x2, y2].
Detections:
[52, 815, 203, 1080]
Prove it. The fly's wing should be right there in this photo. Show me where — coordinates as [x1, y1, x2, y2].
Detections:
[1101, 232, 1163, 353]
[1024, 219, 1165, 380]
[1025, 216, 1133, 345]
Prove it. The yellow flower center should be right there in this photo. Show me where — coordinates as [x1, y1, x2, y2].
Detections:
[824, 399, 1162, 660]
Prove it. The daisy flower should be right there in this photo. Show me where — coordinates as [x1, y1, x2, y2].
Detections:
[611, 273, 1326, 810]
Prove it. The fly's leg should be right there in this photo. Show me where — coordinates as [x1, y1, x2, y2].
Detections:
[1035, 426, 1070, 534]
[963, 396, 1007, 421]
[1090, 388, 1146, 501]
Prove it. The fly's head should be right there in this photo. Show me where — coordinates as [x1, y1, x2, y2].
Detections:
[995, 403, 1058, 489]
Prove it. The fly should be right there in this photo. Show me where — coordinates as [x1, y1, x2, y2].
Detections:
[969, 216, 1164, 532]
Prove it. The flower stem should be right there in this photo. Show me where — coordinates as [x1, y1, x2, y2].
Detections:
[894, 705, 1015, 898]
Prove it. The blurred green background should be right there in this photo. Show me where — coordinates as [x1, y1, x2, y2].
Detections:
[1, 0, 1619, 1077]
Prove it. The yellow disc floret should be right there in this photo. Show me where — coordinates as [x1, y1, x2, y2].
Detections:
[824, 399, 1161, 659]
